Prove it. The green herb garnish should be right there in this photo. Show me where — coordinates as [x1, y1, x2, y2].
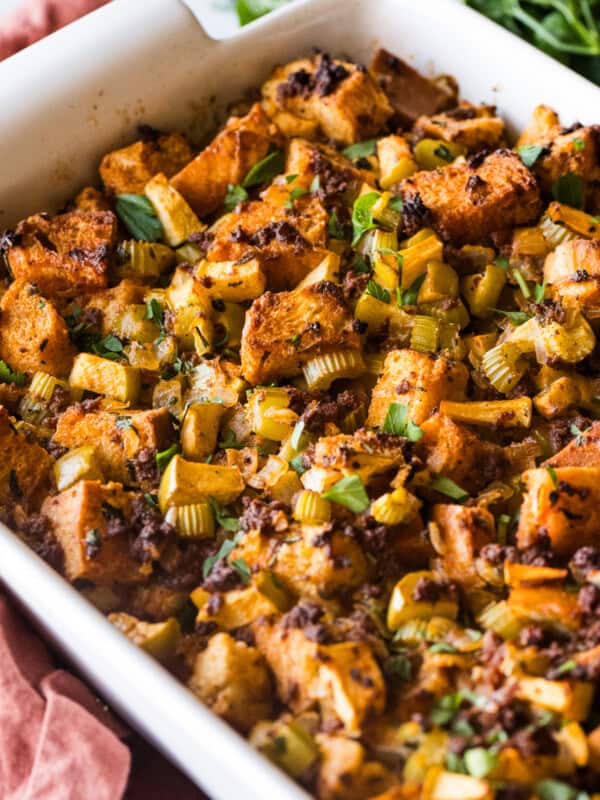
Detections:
[366, 279, 390, 303]
[323, 474, 370, 513]
[343, 139, 378, 161]
[351, 192, 380, 246]
[0, 360, 25, 387]
[242, 150, 285, 188]
[552, 172, 585, 208]
[224, 183, 249, 211]
[429, 475, 469, 501]
[382, 402, 423, 442]
[518, 144, 546, 168]
[155, 443, 180, 472]
[115, 194, 162, 242]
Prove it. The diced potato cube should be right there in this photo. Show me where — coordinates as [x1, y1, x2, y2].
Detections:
[195, 258, 266, 302]
[69, 353, 141, 403]
[517, 677, 594, 722]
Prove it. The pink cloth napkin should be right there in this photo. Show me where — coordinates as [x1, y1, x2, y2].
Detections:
[0, 0, 109, 60]
[0, 594, 203, 799]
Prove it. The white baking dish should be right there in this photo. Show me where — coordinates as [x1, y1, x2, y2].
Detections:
[0, 1, 598, 797]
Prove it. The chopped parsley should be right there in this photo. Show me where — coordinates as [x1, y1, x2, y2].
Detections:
[366, 279, 390, 303]
[570, 422, 587, 445]
[517, 143, 546, 168]
[429, 642, 459, 654]
[492, 308, 532, 325]
[202, 531, 248, 583]
[552, 172, 584, 209]
[285, 186, 309, 209]
[382, 402, 423, 442]
[242, 150, 285, 188]
[495, 256, 510, 270]
[463, 747, 497, 779]
[546, 464, 559, 488]
[328, 209, 347, 240]
[224, 183, 248, 211]
[398, 273, 426, 306]
[342, 139, 378, 161]
[209, 498, 239, 532]
[115, 194, 162, 242]
[219, 429, 246, 450]
[351, 192, 380, 246]
[145, 298, 166, 342]
[155, 443, 180, 472]
[0, 360, 25, 387]
[573, 138, 585, 152]
[434, 143, 453, 162]
[323, 474, 370, 513]
[429, 475, 469, 502]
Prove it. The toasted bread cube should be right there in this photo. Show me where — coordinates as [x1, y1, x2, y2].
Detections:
[108, 612, 181, 662]
[316, 734, 394, 800]
[144, 172, 204, 247]
[432, 504, 495, 587]
[69, 353, 141, 403]
[192, 582, 283, 631]
[413, 102, 505, 153]
[258, 523, 368, 598]
[157, 454, 244, 511]
[8, 211, 116, 298]
[187, 357, 246, 407]
[77, 279, 146, 336]
[286, 138, 368, 198]
[100, 131, 192, 195]
[517, 466, 600, 556]
[422, 768, 493, 800]
[308, 429, 406, 485]
[516, 677, 593, 722]
[188, 632, 272, 733]
[544, 420, 600, 468]
[367, 350, 468, 427]
[53, 406, 173, 486]
[516, 104, 561, 147]
[180, 402, 225, 461]
[370, 48, 457, 128]
[0, 405, 53, 508]
[171, 103, 282, 217]
[73, 186, 112, 213]
[536, 125, 600, 201]
[41, 480, 143, 584]
[241, 281, 360, 385]
[400, 149, 541, 244]
[262, 54, 392, 145]
[205, 187, 329, 291]
[0, 282, 75, 377]
[194, 258, 266, 302]
[419, 414, 505, 493]
[544, 239, 600, 310]
[254, 619, 384, 734]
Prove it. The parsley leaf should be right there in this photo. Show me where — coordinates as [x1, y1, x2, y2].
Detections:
[155, 443, 180, 472]
[430, 475, 469, 501]
[285, 186, 309, 209]
[535, 779, 582, 800]
[518, 144, 546, 168]
[145, 297, 166, 341]
[115, 194, 162, 242]
[0, 360, 25, 387]
[384, 653, 412, 680]
[209, 498, 239, 532]
[343, 139, 378, 161]
[552, 172, 584, 208]
[570, 422, 587, 445]
[429, 642, 459, 654]
[93, 334, 124, 360]
[495, 256, 510, 270]
[224, 183, 248, 211]
[464, 747, 497, 779]
[328, 209, 347, 240]
[235, 0, 289, 25]
[533, 279, 546, 303]
[398, 273, 426, 306]
[351, 192, 380, 246]
[242, 150, 285, 187]
[323, 474, 370, 513]
[382, 402, 423, 442]
[202, 531, 245, 579]
[546, 464, 559, 488]
[553, 658, 577, 676]
[219, 429, 246, 450]
[492, 308, 532, 325]
[573, 138, 585, 152]
[434, 143, 453, 162]
[366, 279, 390, 303]
[289, 454, 306, 475]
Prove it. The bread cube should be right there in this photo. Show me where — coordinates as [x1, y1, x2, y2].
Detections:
[240, 281, 360, 385]
[432, 504, 495, 587]
[188, 632, 272, 733]
[544, 420, 600, 468]
[8, 211, 116, 298]
[536, 124, 600, 202]
[419, 413, 505, 493]
[77, 279, 146, 336]
[53, 406, 174, 486]
[370, 48, 457, 128]
[400, 149, 541, 244]
[0, 281, 75, 377]
[367, 350, 468, 427]
[413, 102, 505, 153]
[516, 104, 561, 147]
[544, 239, 600, 310]
[171, 103, 282, 217]
[316, 734, 394, 800]
[262, 53, 392, 145]
[517, 466, 600, 556]
[0, 405, 53, 508]
[41, 480, 143, 583]
[99, 131, 192, 195]
[158, 455, 244, 511]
